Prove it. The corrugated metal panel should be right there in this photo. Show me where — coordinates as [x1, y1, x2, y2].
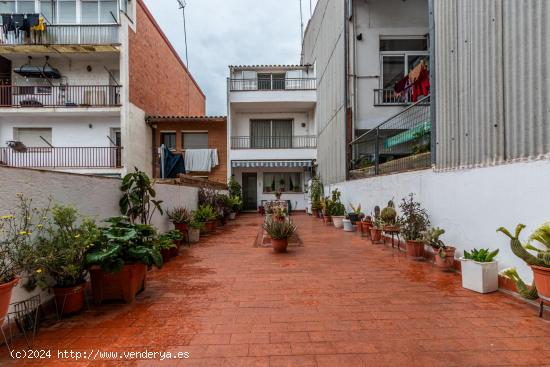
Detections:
[435, 0, 549, 170]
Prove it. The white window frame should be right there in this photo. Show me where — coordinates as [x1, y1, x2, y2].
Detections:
[379, 36, 428, 89]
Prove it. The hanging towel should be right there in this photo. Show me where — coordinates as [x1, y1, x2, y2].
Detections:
[162, 146, 185, 178]
[185, 149, 214, 172]
[408, 62, 424, 83]
[210, 148, 219, 167]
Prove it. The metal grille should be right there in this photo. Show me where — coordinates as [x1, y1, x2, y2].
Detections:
[0, 147, 123, 168]
[350, 95, 431, 179]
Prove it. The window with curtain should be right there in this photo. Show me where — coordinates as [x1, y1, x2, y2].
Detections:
[379, 37, 428, 89]
[263, 173, 302, 193]
[183, 132, 208, 149]
[250, 119, 293, 149]
[160, 132, 176, 150]
[58, 0, 77, 23]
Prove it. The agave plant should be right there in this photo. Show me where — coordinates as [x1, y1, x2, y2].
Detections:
[263, 218, 296, 240]
[166, 207, 192, 224]
[463, 248, 499, 263]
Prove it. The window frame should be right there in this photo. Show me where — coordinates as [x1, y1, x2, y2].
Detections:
[182, 131, 209, 150]
[249, 119, 294, 149]
[262, 172, 303, 194]
[379, 36, 429, 90]
[159, 131, 177, 151]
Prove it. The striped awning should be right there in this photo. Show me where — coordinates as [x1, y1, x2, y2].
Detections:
[231, 160, 313, 168]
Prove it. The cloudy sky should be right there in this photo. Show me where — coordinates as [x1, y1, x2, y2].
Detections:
[143, 0, 318, 116]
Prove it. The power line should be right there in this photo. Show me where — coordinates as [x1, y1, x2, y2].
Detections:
[176, 0, 189, 68]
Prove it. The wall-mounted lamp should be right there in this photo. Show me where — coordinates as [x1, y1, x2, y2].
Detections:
[356, 33, 363, 41]
[301, 122, 306, 128]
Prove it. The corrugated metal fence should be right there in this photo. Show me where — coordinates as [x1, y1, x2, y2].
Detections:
[434, 0, 550, 170]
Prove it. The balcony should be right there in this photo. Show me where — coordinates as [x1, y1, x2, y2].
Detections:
[0, 85, 121, 108]
[231, 135, 317, 149]
[0, 146, 123, 169]
[0, 24, 120, 46]
[229, 78, 316, 91]
[373, 88, 413, 106]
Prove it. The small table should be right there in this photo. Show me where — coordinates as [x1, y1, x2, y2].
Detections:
[384, 226, 401, 250]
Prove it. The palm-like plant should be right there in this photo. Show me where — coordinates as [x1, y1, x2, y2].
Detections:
[119, 168, 163, 225]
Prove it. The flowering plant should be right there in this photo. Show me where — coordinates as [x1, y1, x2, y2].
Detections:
[0, 194, 49, 285]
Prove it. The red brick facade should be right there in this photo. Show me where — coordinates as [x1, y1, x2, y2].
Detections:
[149, 116, 227, 184]
[129, 0, 205, 116]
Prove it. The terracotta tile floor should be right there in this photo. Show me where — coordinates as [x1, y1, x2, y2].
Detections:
[3, 213, 550, 366]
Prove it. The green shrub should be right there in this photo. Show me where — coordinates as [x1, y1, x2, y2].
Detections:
[192, 205, 217, 223]
[167, 207, 192, 224]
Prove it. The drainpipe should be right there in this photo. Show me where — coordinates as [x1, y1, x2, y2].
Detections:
[344, 0, 350, 181]
[428, 0, 436, 166]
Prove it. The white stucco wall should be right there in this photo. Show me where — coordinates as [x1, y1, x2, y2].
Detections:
[327, 160, 550, 284]
[0, 166, 198, 309]
[122, 102, 152, 176]
[230, 111, 315, 137]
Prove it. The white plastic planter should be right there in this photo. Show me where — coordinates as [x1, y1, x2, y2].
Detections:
[332, 216, 345, 228]
[342, 219, 354, 232]
[460, 258, 498, 294]
[229, 212, 237, 220]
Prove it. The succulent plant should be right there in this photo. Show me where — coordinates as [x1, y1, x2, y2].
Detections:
[422, 227, 446, 250]
[498, 224, 550, 268]
[380, 200, 397, 225]
[374, 205, 380, 219]
[500, 268, 538, 300]
[463, 248, 499, 263]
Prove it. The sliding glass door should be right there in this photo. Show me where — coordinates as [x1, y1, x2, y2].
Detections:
[250, 119, 293, 148]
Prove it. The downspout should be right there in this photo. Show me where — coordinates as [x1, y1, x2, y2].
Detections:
[344, 0, 350, 181]
[428, 0, 436, 166]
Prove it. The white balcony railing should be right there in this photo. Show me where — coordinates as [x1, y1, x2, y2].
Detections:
[229, 78, 316, 91]
[0, 147, 123, 169]
[0, 24, 120, 45]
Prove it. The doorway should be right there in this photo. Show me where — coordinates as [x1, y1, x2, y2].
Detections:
[242, 173, 257, 211]
[0, 56, 12, 106]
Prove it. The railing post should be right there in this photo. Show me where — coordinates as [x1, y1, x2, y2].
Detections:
[374, 127, 380, 176]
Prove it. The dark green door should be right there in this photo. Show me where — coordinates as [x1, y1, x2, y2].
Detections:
[242, 173, 257, 211]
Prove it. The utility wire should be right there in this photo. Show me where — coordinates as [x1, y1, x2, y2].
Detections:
[176, 0, 189, 68]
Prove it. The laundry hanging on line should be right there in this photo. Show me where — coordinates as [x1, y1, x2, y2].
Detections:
[184, 149, 219, 173]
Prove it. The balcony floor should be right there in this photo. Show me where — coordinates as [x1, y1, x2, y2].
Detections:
[3, 213, 550, 366]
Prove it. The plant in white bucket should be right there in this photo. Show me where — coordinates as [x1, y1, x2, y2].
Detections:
[460, 248, 499, 293]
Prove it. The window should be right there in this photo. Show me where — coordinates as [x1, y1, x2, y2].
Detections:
[17, 0, 35, 13]
[257, 73, 286, 90]
[250, 119, 293, 148]
[160, 132, 176, 150]
[263, 172, 302, 193]
[0, 1, 15, 14]
[99, 0, 117, 23]
[40, 0, 54, 24]
[379, 37, 428, 90]
[183, 132, 208, 149]
[0, 0, 36, 14]
[81, 0, 117, 24]
[58, 0, 77, 23]
[14, 128, 52, 147]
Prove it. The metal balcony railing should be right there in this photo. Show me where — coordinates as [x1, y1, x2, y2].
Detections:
[350, 95, 431, 179]
[373, 88, 414, 106]
[0, 147, 123, 169]
[0, 85, 121, 108]
[231, 135, 317, 149]
[229, 78, 316, 91]
[0, 24, 120, 45]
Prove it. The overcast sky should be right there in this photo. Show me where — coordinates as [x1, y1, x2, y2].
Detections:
[143, 0, 318, 116]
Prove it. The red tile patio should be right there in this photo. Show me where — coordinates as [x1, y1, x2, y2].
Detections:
[3, 213, 550, 366]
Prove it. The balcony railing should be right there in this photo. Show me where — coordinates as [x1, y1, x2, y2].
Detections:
[0, 147, 123, 169]
[229, 78, 316, 91]
[350, 95, 431, 179]
[0, 85, 121, 108]
[374, 88, 413, 106]
[231, 135, 317, 149]
[0, 24, 120, 45]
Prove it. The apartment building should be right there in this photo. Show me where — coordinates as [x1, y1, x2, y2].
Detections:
[227, 65, 317, 211]
[302, 0, 429, 184]
[0, 0, 205, 177]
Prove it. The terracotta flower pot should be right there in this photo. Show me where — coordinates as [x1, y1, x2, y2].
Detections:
[406, 240, 425, 258]
[370, 228, 382, 242]
[174, 222, 188, 236]
[531, 265, 550, 302]
[90, 264, 146, 305]
[53, 283, 86, 315]
[189, 228, 200, 243]
[434, 247, 456, 270]
[323, 215, 332, 225]
[170, 240, 181, 257]
[0, 277, 19, 322]
[161, 248, 173, 263]
[271, 238, 288, 253]
[205, 220, 217, 234]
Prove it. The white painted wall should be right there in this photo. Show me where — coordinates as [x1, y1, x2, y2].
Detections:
[230, 111, 315, 137]
[0, 166, 198, 309]
[233, 167, 312, 211]
[351, 0, 429, 130]
[122, 102, 152, 176]
[327, 160, 550, 284]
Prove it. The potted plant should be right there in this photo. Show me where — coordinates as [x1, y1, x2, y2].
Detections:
[321, 197, 332, 224]
[398, 193, 430, 258]
[263, 217, 296, 253]
[329, 190, 346, 228]
[193, 205, 217, 235]
[0, 195, 49, 323]
[348, 203, 365, 225]
[343, 216, 355, 232]
[167, 207, 191, 238]
[228, 196, 242, 220]
[380, 200, 398, 231]
[189, 219, 203, 243]
[360, 215, 373, 237]
[85, 217, 163, 304]
[498, 223, 550, 304]
[32, 205, 99, 315]
[275, 190, 282, 200]
[370, 215, 384, 243]
[309, 176, 323, 218]
[422, 227, 456, 270]
[158, 230, 181, 261]
[228, 175, 242, 199]
[460, 248, 499, 293]
[119, 168, 163, 225]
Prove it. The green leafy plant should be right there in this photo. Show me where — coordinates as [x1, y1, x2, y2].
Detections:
[422, 227, 446, 250]
[328, 189, 345, 216]
[166, 207, 192, 224]
[500, 268, 538, 300]
[349, 203, 362, 215]
[189, 218, 205, 230]
[498, 224, 550, 268]
[31, 205, 99, 289]
[310, 176, 323, 210]
[192, 205, 217, 223]
[397, 193, 430, 241]
[0, 194, 49, 285]
[263, 218, 296, 240]
[119, 168, 163, 225]
[228, 175, 242, 198]
[228, 196, 242, 212]
[85, 217, 163, 273]
[463, 248, 499, 263]
[155, 230, 182, 251]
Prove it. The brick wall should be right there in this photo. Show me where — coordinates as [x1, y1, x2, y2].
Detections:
[152, 117, 227, 184]
[129, 0, 205, 116]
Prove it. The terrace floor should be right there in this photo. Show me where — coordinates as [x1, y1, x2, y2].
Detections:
[3, 213, 550, 366]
